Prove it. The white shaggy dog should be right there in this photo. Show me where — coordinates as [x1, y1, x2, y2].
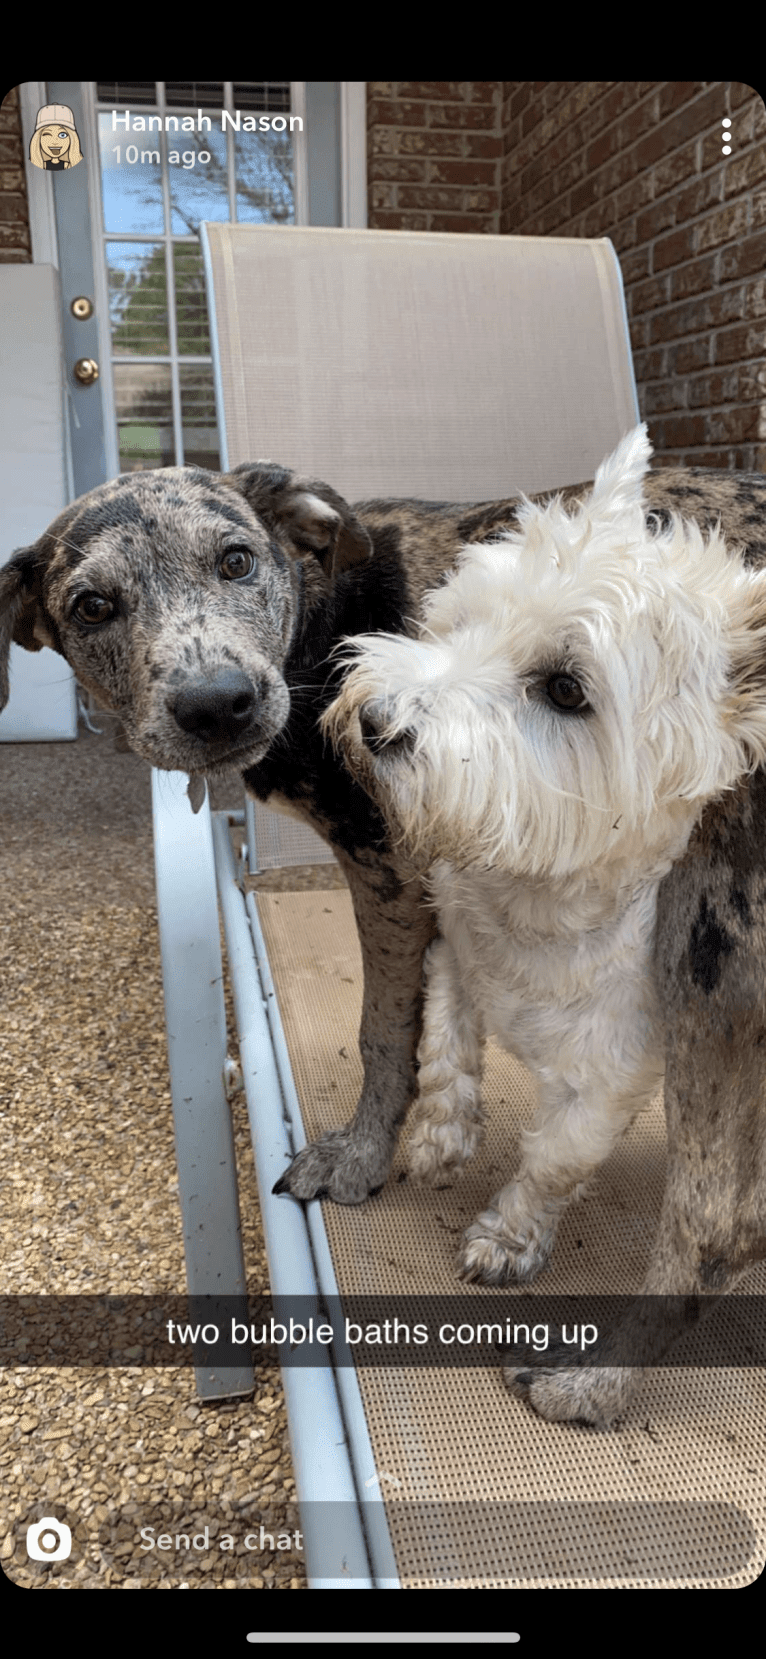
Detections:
[323, 425, 766, 1286]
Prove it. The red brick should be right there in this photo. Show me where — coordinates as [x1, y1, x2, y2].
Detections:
[370, 183, 396, 210]
[648, 451, 682, 469]
[628, 313, 649, 351]
[672, 171, 724, 223]
[397, 185, 463, 209]
[611, 170, 654, 223]
[668, 337, 711, 375]
[396, 83, 483, 101]
[658, 82, 709, 118]
[708, 406, 760, 442]
[634, 86, 723, 172]
[652, 143, 699, 200]
[546, 152, 588, 201]
[686, 370, 732, 407]
[0, 196, 32, 223]
[615, 91, 662, 152]
[654, 226, 696, 272]
[569, 171, 601, 216]
[731, 82, 762, 109]
[649, 299, 708, 343]
[430, 213, 495, 233]
[720, 231, 766, 281]
[632, 346, 667, 381]
[745, 280, 766, 318]
[430, 159, 498, 187]
[586, 125, 621, 172]
[370, 158, 428, 183]
[630, 274, 671, 316]
[724, 145, 766, 195]
[367, 101, 428, 127]
[657, 414, 707, 446]
[643, 381, 685, 414]
[581, 197, 625, 239]
[509, 85, 531, 121]
[465, 83, 500, 104]
[669, 254, 717, 299]
[368, 211, 429, 231]
[715, 321, 766, 363]
[696, 199, 748, 252]
[519, 99, 546, 141]
[635, 198, 680, 244]
[616, 247, 651, 289]
[398, 131, 462, 156]
[467, 134, 503, 159]
[598, 83, 643, 132]
[429, 103, 499, 131]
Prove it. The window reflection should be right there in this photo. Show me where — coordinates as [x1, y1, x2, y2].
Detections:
[96, 82, 295, 471]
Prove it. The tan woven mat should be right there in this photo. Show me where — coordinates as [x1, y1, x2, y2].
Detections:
[257, 889, 766, 1589]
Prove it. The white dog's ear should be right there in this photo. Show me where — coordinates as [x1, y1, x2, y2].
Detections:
[726, 566, 766, 767]
[588, 424, 653, 520]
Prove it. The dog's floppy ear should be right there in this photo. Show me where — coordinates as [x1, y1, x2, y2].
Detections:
[224, 460, 372, 578]
[0, 543, 55, 711]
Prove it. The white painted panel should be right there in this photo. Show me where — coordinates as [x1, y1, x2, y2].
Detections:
[0, 262, 77, 740]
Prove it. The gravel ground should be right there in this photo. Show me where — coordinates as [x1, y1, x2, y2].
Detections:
[0, 716, 327, 1591]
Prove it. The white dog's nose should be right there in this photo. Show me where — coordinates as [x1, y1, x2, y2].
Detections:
[359, 700, 414, 756]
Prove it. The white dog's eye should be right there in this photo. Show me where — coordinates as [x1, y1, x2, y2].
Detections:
[545, 673, 589, 712]
[219, 548, 257, 582]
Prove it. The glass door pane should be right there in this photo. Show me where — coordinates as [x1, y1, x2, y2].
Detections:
[93, 81, 298, 473]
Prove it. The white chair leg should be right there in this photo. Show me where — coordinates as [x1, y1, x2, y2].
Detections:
[152, 768, 252, 1399]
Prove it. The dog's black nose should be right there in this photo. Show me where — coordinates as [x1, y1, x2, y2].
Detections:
[359, 701, 413, 755]
[172, 669, 258, 743]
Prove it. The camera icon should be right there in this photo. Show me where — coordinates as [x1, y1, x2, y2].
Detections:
[26, 1516, 72, 1561]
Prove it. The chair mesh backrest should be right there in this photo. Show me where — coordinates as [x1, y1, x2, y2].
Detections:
[203, 223, 639, 866]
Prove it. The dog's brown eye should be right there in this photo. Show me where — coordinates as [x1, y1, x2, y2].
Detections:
[73, 594, 114, 625]
[546, 673, 588, 712]
[219, 549, 256, 582]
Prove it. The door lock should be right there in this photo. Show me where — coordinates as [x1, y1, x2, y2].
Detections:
[73, 358, 99, 385]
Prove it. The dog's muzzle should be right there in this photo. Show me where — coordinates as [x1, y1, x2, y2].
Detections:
[171, 668, 263, 746]
[358, 699, 415, 757]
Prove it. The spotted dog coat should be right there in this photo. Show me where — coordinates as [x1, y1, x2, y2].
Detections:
[2, 458, 766, 1424]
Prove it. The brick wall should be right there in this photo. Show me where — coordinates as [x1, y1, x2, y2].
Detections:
[368, 81, 766, 470]
[0, 88, 32, 261]
[367, 82, 503, 233]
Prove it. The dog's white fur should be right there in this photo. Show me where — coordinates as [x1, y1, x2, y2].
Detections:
[323, 426, 766, 1284]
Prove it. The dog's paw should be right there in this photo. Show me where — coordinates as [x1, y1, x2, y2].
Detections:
[272, 1127, 392, 1205]
[406, 1110, 484, 1187]
[457, 1199, 556, 1285]
[504, 1363, 639, 1426]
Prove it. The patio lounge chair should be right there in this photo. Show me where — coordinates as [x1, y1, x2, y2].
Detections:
[151, 225, 765, 1590]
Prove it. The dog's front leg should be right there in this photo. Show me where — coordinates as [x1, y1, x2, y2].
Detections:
[273, 855, 436, 1204]
[459, 1074, 654, 1286]
[505, 1053, 766, 1426]
[407, 934, 487, 1186]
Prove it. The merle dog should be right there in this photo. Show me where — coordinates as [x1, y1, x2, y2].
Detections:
[2, 456, 765, 1422]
